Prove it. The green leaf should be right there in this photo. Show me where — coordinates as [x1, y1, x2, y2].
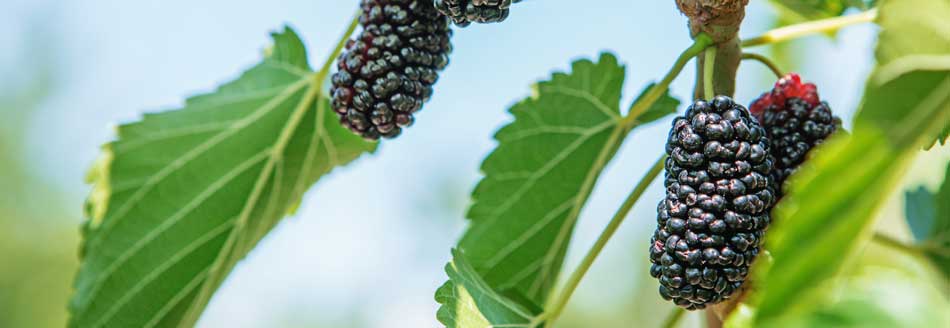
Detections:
[437, 53, 640, 325]
[905, 187, 937, 242]
[749, 0, 950, 324]
[752, 129, 910, 322]
[935, 123, 950, 148]
[763, 251, 949, 328]
[768, 0, 871, 23]
[928, 162, 950, 276]
[70, 27, 376, 328]
[436, 249, 541, 328]
[859, 0, 950, 149]
[630, 83, 680, 125]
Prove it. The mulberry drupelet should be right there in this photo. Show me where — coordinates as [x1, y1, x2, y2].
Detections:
[750, 73, 842, 197]
[434, 0, 521, 26]
[650, 96, 776, 310]
[330, 0, 453, 140]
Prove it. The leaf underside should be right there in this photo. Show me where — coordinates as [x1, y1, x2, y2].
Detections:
[436, 53, 627, 327]
[436, 250, 541, 327]
[435, 53, 680, 327]
[70, 27, 376, 328]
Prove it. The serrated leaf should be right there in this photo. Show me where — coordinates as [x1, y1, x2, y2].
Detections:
[436, 53, 635, 326]
[436, 249, 541, 328]
[749, 0, 950, 324]
[927, 123, 949, 149]
[859, 0, 950, 149]
[69, 27, 376, 328]
[631, 83, 680, 125]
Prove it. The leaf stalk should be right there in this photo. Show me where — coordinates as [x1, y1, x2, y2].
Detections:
[872, 233, 923, 255]
[622, 34, 713, 129]
[539, 35, 714, 327]
[662, 307, 686, 328]
[540, 155, 667, 326]
[315, 11, 361, 87]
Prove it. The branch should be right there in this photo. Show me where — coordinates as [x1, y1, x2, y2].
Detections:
[677, 0, 749, 98]
[742, 9, 878, 47]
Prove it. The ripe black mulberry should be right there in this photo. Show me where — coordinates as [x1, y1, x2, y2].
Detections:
[434, 0, 521, 26]
[330, 0, 453, 140]
[650, 96, 776, 310]
[750, 73, 842, 197]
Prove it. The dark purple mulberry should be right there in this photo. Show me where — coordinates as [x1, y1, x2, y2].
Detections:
[331, 0, 453, 140]
[434, 0, 521, 27]
[750, 73, 842, 197]
[650, 96, 776, 310]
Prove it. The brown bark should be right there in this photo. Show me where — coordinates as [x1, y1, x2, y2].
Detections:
[675, 0, 749, 98]
[675, 0, 748, 43]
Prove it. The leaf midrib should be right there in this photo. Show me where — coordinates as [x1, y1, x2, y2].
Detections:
[83, 71, 326, 327]
[83, 77, 309, 254]
[178, 75, 323, 326]
[466, 68, 625, 302]
[77, 77, 310, 324]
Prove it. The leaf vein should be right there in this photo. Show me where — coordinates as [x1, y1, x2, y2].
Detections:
[79, 148, 272, 310]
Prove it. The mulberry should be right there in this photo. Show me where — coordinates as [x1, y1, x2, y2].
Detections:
[750, 73, 842, 196]
[650, 96, 776, 310]
[330, 0, 453, 140]
[434, 0, 521, 27]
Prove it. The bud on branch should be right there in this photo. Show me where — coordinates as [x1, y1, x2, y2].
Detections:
[676, 0, 749, 42]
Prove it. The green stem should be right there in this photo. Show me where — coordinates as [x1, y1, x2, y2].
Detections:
[741, 52, 784, 78]
[540, 155, 668, 327]
[621, 34, 713, 129]
[662, 307, 686, 328]
[315, 11, 361, 85]
[742, 9, 878, 47]
[538, 36, 713, 328]
[703, 47, 717, 99]
[872, 233, 921, 255]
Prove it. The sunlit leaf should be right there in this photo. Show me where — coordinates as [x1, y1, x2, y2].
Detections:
[748, 0, 950, 324]
[859, 0, 950, 150]
[766, 245, 948, 327]
[69, 27, 376, 328]
[435, 250, 541, 328]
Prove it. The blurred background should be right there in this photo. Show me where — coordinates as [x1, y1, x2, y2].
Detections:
[0, 0, 945, 327]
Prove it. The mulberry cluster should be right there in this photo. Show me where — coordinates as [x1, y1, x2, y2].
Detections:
[750, 73, 842, 196]
[330, 0, 453, 140]
[434, 0, 521, 26]
[650, 96, 776, 310]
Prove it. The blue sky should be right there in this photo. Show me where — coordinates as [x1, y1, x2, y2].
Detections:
[1, 0, 880, 326]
